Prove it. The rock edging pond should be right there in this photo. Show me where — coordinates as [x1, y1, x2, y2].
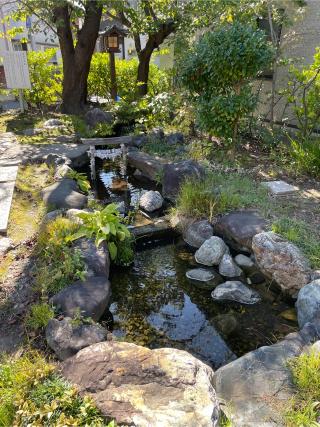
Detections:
[40, 149, 320, 427]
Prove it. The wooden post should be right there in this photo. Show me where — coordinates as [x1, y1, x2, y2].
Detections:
[109, 51, 117, 101]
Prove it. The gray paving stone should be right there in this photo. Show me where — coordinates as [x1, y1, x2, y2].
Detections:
[0, 181, 15, 234]
[0, 166, 18, 182]
[262, 180, 299, 196]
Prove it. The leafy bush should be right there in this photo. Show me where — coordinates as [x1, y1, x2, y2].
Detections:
[285, 351, 320, 426]
[67, 169, 91, 194]
[88, 54, 170, 101]
[0, 351, 113, 426]
[24, 49, 62, 110]
[283, 48, 320, 138]
[35, 217, 86, 295]
[289, 137, 320, 178]
[180, 22, 274, 142]
[25, 303, 54, 330]
[173, 172, 269, 221]
[71, 204, 131, 261]
[272, 217, 320, 268]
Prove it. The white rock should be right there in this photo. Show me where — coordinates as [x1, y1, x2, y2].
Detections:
[139, 190, 163, 212]
[195, 236, 229, 266]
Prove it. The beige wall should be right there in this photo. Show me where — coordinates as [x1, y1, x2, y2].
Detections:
[256, 0, 320, 126]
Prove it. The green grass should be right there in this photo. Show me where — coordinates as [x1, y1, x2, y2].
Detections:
[285, 351, 320, 427]
[0, 351, 114, 426]
[143, 138, 181, 160]
[25, 303, 55, 330]
[34, 217, 86, 296]
[172, 172, 270, 222]
[272, 218, 320, 269]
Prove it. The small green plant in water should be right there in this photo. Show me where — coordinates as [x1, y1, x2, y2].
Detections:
[115, 237, 135, 267]
[71, 203, 131, 261]
[67, 169, 91, 194]
[25, 303, 54, 330]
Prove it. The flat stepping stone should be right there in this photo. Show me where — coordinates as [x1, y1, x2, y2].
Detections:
[0, 166, 18, 234]
[262, 180, 299, 196]
[0, 165, 18, 182]
[0, 181, 16, 234]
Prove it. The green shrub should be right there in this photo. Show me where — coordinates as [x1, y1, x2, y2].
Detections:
[70, 204, 131, 261]
[25, 303, 54, 330]
[88, 54, 170, 101]
[23, 49, 62, 110]
[67, 169, 91, 194]
[180, 22, 274, 142]
[283, 48, 320, 139]
[173, 172, 269, 221]
[272, 218, 320, 268]
[0, 352, 113, 426]
[290, 137, 320, 178]
[285, 351, 320, 426]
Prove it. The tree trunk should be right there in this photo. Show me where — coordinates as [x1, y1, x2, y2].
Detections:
[61, 55, 90, 114]
[53, 2, 102, 115]
[137, 49, 153, 96]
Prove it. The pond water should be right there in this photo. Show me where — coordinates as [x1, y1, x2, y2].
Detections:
[84, 148, 298, 369]
[109, 241, 297, 369]
[88, 148, 160, 212]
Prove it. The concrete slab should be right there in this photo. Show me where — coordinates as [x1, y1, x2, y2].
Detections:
[0, 165, 18, 182]
[262, 180, 299, 196]
[0, 181, 16, 234]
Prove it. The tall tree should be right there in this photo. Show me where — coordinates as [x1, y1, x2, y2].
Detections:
[8, 0, 103, 114]
[105, 0, 274, 97]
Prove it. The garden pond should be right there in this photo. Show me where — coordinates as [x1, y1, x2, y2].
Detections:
[84, 148, 298, 369]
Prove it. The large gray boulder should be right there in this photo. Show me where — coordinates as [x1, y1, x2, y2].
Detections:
[46, 317, 108, 360]
[62, 341, 220, 427]
[85, 108, 113, 128]
[128, 151, 168, 181]
[252, 232, 312, 296]
[41, 179, 87, 209]
[183, 220, 213, 248]
[213, 323, 320, 426]
[218, 254, 242, 278]
[212, 281, 261, 305]
[139, 190, 163, 212]
[162, 160, 205, 200]
[195, 236, 229, 266]
[296, 279, 320, 328]
[214, 210, 267, 252]
[72, 238, 110, 278]
[50, 276, 111, 321]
